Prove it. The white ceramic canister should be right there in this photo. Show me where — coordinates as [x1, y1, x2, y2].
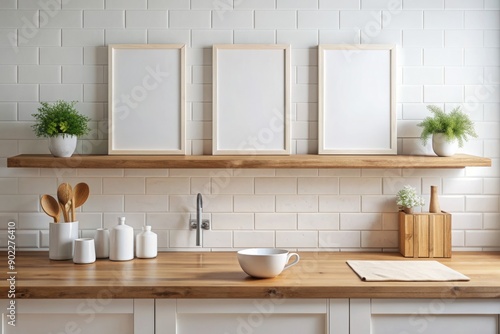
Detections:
[73, 238, 96, 264]
[136, 225, 157, 259]
[94, 228, 109, 259]
[109, 217, 134, 261]
[49, 221, 79, 260]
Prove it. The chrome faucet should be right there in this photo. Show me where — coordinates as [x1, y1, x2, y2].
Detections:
[190, 193, 210, 246]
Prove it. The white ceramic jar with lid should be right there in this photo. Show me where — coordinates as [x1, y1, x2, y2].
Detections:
[136, 225, 157, 259]
[109, 217, 134, 261]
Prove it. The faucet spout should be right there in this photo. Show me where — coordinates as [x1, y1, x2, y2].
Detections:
[196, 193, 203, 246]
[190, 193, 209, 246]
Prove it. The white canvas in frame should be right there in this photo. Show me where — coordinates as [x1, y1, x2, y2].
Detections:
[213, 44, 291, 155]
[108, 44, 186, 155]
[319, 44, 397, 155]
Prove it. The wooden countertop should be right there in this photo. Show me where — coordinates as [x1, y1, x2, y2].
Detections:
[2, 251, 500, 299]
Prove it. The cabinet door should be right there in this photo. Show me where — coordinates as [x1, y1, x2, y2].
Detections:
[350, 299, 500, 334]
[156, 299, 342, 334]
[1, 299, 154, 334]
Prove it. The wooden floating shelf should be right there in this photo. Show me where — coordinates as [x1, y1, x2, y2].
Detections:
[7, 154, 491, 169]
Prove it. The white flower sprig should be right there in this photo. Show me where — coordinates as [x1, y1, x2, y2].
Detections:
[396, 185, 425, 209]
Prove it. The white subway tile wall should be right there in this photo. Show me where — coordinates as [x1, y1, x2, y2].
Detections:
[0, 1, 498, 252]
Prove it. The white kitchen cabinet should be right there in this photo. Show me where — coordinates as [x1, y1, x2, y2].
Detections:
[2, 298, 499, 333]
[350, 298, 500, 334]
[1, 299, 154, 334]
[156, 299, 350, 334]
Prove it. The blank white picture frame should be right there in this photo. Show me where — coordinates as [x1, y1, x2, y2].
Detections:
[319, 44, 397, 155]
[213, 44, 291, 155]
[108, 44, 186, 155]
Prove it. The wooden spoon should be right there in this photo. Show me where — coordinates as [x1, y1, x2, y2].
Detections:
[40, 194, 60, 223]
[72, 183, 89, 222]
[57, 183, 73, 222]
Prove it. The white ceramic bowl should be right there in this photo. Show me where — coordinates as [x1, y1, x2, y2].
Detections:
[237, 248, 300, 278]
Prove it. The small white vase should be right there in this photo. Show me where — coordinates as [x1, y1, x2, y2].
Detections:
[48, 134, 77, 157]
[49, 221, 79, 260]
[109, 217, 134, 261]
[432, 133, 458, 157]
[94, 228, 110, 259]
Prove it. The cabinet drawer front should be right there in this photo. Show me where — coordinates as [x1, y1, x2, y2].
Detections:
[371, 314, 498, 334]
[157, 299, 331, 334]
[2, 299, 135, 334]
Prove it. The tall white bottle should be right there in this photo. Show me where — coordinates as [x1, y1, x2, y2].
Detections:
[109, 217, 134, 261]
[136, 225, 157, 259]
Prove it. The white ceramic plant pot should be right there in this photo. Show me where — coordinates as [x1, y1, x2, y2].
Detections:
[49, 221, 79, 260]
[432, 133, 458, 157]
[48, 134, 77, 157]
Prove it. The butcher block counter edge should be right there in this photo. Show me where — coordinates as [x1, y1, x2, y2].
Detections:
[1, 251, 499, 299]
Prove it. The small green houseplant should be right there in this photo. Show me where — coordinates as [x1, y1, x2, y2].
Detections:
[417, 105, 477, 156]
[396, 185, 425, 214]
[32, 100, 90, 138]
[32, 101, 91, 157]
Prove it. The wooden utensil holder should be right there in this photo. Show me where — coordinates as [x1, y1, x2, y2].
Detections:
[399, 211, 452, 258]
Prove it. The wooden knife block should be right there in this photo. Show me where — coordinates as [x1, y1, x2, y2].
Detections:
[399, 211, 452, 258]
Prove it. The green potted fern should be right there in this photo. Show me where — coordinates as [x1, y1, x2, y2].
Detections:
[32, 101, 91, 157]
[417, 105, 477, 157]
